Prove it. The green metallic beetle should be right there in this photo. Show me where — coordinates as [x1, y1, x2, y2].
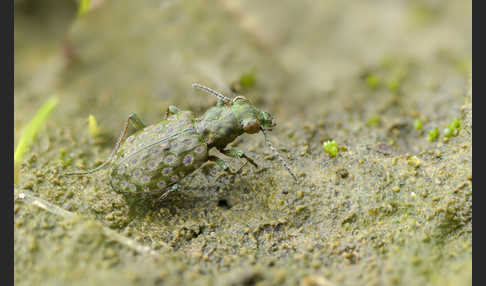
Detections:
[67, 84, 296, 200]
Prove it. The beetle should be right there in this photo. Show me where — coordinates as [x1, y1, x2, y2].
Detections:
[67, 83, 297, 200]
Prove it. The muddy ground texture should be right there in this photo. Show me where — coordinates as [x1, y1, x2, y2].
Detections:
[14, 0, 471, 285]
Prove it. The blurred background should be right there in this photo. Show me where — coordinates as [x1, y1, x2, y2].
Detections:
[14, 0, 472, 285]
[14, 0, 471, 136]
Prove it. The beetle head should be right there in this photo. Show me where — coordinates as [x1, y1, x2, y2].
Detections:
[191, 83, 297, 182]
[231, 96, 275, 134]
[192, 83, 276, 133]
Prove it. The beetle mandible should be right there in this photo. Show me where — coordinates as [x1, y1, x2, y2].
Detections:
[67, 83, 297, 200]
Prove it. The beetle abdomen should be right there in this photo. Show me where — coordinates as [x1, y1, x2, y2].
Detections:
[109, 112, 208, 195]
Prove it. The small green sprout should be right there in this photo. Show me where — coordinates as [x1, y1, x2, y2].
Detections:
[231, 69, 257, 93]
[413, 119, 423, 131]
[14, 97, 59, 183]
[88, 114, 100, 138]
[410, 4, 437, 27]
[428, 127, 439, 142]
[386, 79, 400, 92]
[365, 74, 380, 89]
[77, 0, 91, 17]
[239, 70, 256, 89]
[58, 148, 73, 167]
[323, 140, 339, 157]
[367, 115, 380, 126]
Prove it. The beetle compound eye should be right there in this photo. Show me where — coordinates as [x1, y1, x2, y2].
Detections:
[232, 95, 250, 105]
[243, 119, 260, 134]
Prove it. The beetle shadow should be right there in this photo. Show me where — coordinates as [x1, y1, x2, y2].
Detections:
[123, 186, 218, 220]
[123, 165, 259, 220]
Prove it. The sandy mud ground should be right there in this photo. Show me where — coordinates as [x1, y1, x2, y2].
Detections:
[14, 1, 471, 285]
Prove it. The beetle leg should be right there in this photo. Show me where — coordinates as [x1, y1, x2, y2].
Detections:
[118, 113, 146, 155]
[209, 155, 240, 183]
[220, 148, 258, 168]
[116, 112, 146, 153]
[208, 155, 234, 174]
[165, 105, 180, 118]
[128, 112, 146, 130]
[158, 184, 179, 201]
[65, 112, 146, 176]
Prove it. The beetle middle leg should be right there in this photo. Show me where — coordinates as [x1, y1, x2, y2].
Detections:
[208, 155, 240, 183]
[220, 148, 258, 168]
[208, 154, 252, 180]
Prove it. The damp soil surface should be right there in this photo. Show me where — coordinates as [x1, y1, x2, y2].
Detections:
[14, 1, 472, 285]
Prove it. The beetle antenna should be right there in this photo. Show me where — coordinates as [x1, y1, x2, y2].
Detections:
[192, 83, 232, 104]
[261, 128, 298, 182]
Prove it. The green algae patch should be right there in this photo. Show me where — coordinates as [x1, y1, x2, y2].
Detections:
[367, 115, 381, 126]
[414, 119, 423, 131]
[428, 127, 439, 142]
[444, 118, 462, 138]
[365, 74, 380, 89]
[322, 140, 339, 157]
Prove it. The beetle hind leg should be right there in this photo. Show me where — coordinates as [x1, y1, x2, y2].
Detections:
[127, 112, 146, 130]
[64, 112, 146, 176]
[157, 184, 180, 201]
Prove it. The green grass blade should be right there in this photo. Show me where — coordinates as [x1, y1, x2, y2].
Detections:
[14, 97, 59, 183]
[77, 0, 91, 17]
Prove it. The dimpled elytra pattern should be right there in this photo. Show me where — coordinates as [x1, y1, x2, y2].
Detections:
[109, 111, 208, 195]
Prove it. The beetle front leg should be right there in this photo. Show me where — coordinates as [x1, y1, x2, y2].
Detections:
[220, 148, 258, 168]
